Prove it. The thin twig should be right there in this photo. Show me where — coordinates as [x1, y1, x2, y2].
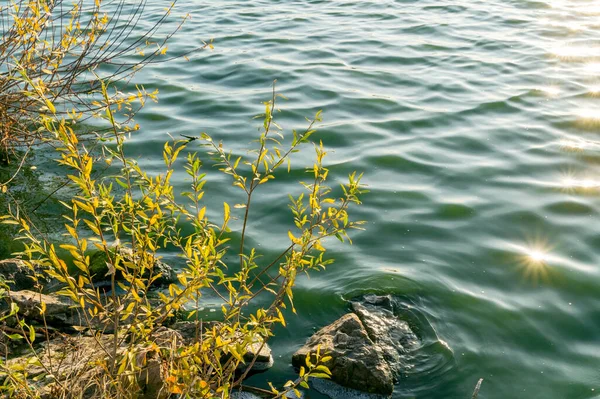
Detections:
[471, 378, 483, 399]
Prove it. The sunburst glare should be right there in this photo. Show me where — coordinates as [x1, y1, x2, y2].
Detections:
[576, 107, 600, 122]
[541, 19, 584, 31]
[558, 138, 588, 151]
[541, 86, 561, 96]
[584, 62, 600, 74]
[527, 249, 548, 264]
[587, 84, 600, 96]
[513, 239, 556, 284]
[559, 170, 600, 192]
[550, 45, 597, 60]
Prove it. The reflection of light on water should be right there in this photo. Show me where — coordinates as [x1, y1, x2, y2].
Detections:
[584, 63, 600, 73]
[558, 138, 587, 150]
[550, 45, 594, 59]
[562, 178, 600, 189]
[552, 0, 600, 15]
[513, 240, 555, 284]
[541, 19, 583, 31]
[526, 249, 548, 264]
[559, 170, 600, 191]
[541, 86, 561, 96]
[573, 4, 600, 15]
[577, 108, 600, 121]
[587, 85, 600, 96]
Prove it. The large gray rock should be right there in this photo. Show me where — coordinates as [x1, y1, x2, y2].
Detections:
[0, 259, 36, 290]
[292, 295, 420, 397]
[350, 294, 419, 376]
[292, 313, 394, 395]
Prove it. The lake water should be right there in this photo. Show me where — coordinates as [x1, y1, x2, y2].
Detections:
[112, 1, 600, 398]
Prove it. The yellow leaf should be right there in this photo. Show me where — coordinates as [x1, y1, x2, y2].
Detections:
[223, 202, 230, 223]
[170, 386, 183, 394]
[45, 99, 56, 114]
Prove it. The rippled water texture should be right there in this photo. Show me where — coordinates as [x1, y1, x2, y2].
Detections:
[127, 1, 600, 398]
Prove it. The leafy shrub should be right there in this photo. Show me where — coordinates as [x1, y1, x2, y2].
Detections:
[0, 0, 199, 163]
[0, 76, 365, 397]
[0, 2, 366, 397]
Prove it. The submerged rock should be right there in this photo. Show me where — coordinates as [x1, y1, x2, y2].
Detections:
[231, 390, 303, 399]
[88, 247, 176, 286]
[292, 313, 394, 395]
[231, 393, 263, 399]
[310, 378, 389, 399]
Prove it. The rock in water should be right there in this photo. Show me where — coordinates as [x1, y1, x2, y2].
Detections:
[6, 290, 83, 327]
[292, 313, 394, 395]
[0, 259, 36, 290]
[309, 378, 390, 399]
[292, 295, 420, 397]
[88, 247, 176, 286]
[0, 259, 58, 292]
[350, 294, 419, 376]
[231, 393, 263, 399]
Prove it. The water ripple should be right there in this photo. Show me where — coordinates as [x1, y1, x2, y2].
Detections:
[130, 0, 600, 397]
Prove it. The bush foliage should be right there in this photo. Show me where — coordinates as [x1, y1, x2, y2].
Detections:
[0, 1, 366, 398]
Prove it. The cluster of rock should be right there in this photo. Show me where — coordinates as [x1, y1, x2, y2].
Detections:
[0, 258, 275, 398]
[1, 257, 419, 399]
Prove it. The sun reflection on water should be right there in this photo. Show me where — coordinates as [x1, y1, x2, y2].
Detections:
[526, 249, 548, 264]
[587, 85, 600, 96]
[583, 62, 600, 74]
[558, 138, 588, 151]
[576, 108, 600, 124]
[541, 86, 561, 96]
[559, 170, 600, 191]
[550, 45, 598, 60]
[514, 240, 555, 284]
